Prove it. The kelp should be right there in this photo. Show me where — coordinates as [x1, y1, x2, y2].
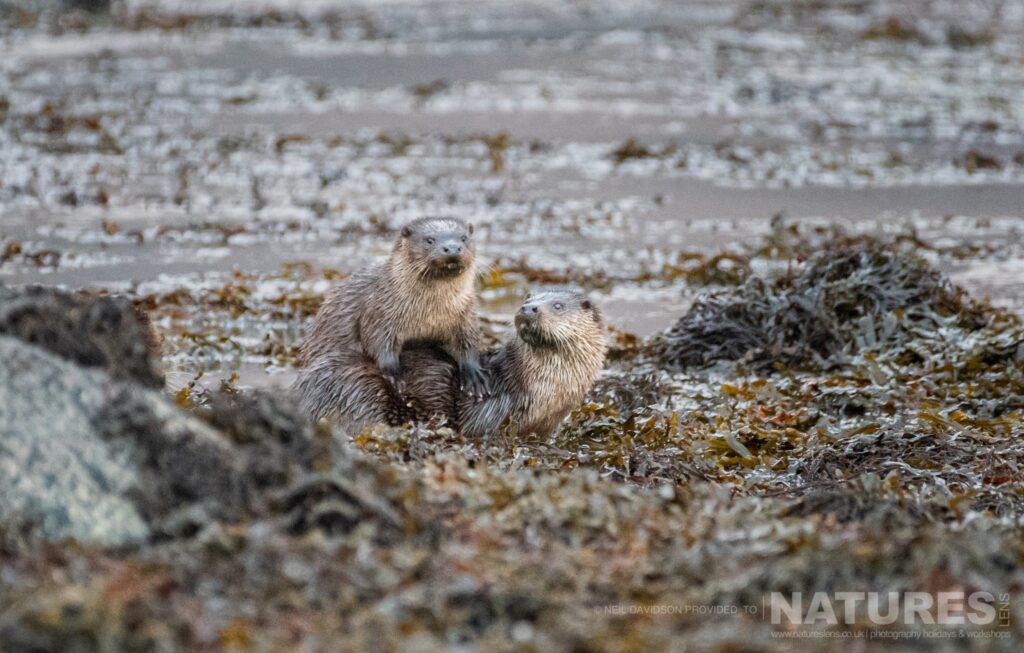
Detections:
[647, 233, 992, 371]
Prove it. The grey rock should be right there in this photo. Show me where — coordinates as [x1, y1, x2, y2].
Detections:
[0, 285, 357, 548]
[0, 335, 150, 546]
[0, 334, 261, 546]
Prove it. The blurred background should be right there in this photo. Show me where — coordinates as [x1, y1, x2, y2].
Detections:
[0, 0, 1021, 390]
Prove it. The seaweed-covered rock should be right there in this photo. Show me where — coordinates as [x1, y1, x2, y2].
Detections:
[0, 332, 273, 545]
[0, 334, 347, 547]
[0, 285, 163, 388]
[0, 286, 390, 547]
[0, 0, 109, 14]
[203, 389, 319, 474]
[96, 384, 251, 537]
[0, 286, 231, 538]
[587, 369, 672, 415]
[647, 238, 984, 370]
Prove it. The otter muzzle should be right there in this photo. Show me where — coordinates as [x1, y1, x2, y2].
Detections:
[428, 255, 468, 277]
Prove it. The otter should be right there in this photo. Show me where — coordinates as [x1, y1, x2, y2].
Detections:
[401, 288, 607, 440]
[293, 217, 485, 427]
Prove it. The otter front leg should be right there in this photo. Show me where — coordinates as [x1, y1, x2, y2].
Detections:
[448, 334, 488, 399]
[360, 308, 406, 395]
[450, 320, 488, 400]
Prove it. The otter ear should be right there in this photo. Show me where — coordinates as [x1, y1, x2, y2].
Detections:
[401, 225, 412, 238]
[466, 223, 475, 235]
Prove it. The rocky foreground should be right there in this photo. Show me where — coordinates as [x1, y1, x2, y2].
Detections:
[2, 229, 1024, 651]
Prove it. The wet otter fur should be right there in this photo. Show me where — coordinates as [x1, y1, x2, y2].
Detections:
[401, 288, 607, 439]
[293, 217, 484, 427]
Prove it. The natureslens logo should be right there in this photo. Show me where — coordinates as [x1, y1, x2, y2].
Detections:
[767, 591, 1008, 627]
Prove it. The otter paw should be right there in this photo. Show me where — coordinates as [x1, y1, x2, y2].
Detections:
[459, 362, 489, 401]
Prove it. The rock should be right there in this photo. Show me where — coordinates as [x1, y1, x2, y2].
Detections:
[201, 389, 320, 490]
[0, 333, 326, 546]
[96, 382, 249, 537]
[0, 0, 110, 14]
[0, 285, 163, 388]
[0, 285, 389, 550]
[0, 335, 150, 546]
[0, 286, 258, 544]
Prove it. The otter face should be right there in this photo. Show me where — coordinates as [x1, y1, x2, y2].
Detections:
[400, 217, 476, 279]
[514, 288, 603, 350]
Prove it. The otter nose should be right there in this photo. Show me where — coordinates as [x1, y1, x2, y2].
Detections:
[519, 304, 539, 314]
[441, 244, 463, 255]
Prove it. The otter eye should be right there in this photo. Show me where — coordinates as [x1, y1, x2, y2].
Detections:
[425, 237, 435, 245]
[461, 235, 468, 242]
[553, 302, 564, 311]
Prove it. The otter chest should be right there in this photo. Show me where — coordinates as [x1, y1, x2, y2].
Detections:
[392, 282, 470, 343]
[518, 353, 587, 428]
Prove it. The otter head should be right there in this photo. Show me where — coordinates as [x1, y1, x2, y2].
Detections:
[514, 287, 604, 352]
[398, 217, 476, 280]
